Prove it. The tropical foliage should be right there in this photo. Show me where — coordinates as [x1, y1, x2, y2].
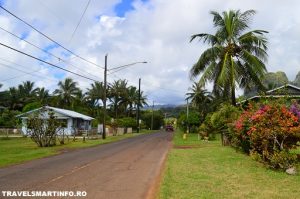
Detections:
[0, 77, 149, 128]
[190, 9, 268, 105]
[232, 101, 300, 169]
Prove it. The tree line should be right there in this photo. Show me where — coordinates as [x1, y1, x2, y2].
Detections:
[0, 78, 149, 127]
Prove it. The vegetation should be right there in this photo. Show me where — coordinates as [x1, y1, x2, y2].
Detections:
[0, 77, 152, 128]
[159, 130, 300, 199]
[232, 101, 300, 170]
[190, 10, 268, 105]
[26, 108, 62, 147]
[141, 110, 164, 130]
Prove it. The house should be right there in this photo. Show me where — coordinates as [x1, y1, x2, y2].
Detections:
[240, 84, 300, 104]
[17, 106, 94, 135]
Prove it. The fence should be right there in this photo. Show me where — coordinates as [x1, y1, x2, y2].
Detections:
[0, 128, 22, 137]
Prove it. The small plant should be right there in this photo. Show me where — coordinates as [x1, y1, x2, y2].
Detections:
[26, 108, 62, 147]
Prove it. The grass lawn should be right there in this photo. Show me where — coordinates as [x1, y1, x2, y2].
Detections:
[0, 130, 157, 168]
[159, 130, 300, 199]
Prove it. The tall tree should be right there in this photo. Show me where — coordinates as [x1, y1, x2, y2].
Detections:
[53, 78, 81, 108]
[109, 79, 128, 118]
[36, 87, 50, 105]
[86, 81, 106, 107]
[190, 10, 268, 105]
[18, 81, 38, 106]
[186, 82, 213, 115]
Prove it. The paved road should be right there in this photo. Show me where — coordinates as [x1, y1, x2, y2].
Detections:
[0, 131, 172, 199]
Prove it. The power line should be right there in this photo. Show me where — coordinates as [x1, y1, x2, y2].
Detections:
[0, 26, 100, 80]
[68, 0, 91, 45]
[0, 5, 104, 69]
[0, 64, 41, 82]
[0, 42, 98, 82]
[0, 57, 57, 82]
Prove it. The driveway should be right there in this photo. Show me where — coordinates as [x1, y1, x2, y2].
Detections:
[0, 131, 173, 199]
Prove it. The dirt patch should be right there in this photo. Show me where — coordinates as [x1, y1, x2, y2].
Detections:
[173, 145, 202, 149]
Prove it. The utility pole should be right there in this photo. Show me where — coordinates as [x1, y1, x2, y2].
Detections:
[186, 99, 189, 134]
[137, 78, 141, 133]
[102, 54, 107, 139]
[151, 101, 154, 130]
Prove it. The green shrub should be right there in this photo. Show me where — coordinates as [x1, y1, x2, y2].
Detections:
[210, 104, 241, 144]
[199, 113, 216, 140]
[141, 110, 164, 130]
[117, 117, 137, 128]
[269, 151, 297, 170]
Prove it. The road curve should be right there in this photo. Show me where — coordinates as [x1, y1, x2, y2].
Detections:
[0, 131, 173, 199]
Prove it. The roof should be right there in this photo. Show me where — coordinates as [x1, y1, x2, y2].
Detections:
[17, 106, 94, 120]
[266, 84, 300, 94]
[238, 84, 300, 104]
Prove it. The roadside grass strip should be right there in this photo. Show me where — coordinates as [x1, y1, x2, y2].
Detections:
[0, 130, 157, 168]
[159, 130, 300, 199]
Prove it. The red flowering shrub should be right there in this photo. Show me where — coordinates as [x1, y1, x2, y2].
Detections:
[233, 102, 300, 169]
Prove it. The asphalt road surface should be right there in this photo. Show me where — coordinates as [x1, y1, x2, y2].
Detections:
[0, 131, 173, 199]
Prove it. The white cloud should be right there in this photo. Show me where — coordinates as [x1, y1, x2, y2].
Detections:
[1, 0, 300, 105]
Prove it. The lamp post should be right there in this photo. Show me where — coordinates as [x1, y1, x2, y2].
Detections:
[102, 55, 147, 139]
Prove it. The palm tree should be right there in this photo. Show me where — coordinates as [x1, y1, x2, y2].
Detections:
[109, 79, 128, 118]
[120, 86, 137, 116]
[36, 87, 50, 105]
[86, 81, 106, 107]
[7, 87, 22, 110]
[53, 78, 81, 108]
[186, 82, 213, 115]
[18, 81, 38, 105]
[190, 10, 268, 105]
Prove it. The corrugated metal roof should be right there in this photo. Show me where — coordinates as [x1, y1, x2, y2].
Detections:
[17, 106, 94, 120]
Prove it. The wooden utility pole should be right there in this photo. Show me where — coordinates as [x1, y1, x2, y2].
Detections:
[186, 99, 189, 133]
[151, 101, 154, 130]
[102, 54, 107, 139]
[137, 78, 141, 133]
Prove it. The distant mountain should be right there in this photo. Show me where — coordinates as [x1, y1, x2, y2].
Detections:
[244, 71, 292, 97]
[264, 71, 289, 89]
[142, 104, 178, 110]
[293, 71, 300, 87]
[142, 104, 185, 118]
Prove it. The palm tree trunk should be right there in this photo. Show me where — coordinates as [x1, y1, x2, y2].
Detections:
[231, 87, 236, 106]
[230, 57, 237, 106]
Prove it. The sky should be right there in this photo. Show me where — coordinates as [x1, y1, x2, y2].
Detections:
[0, 0, 300, 105]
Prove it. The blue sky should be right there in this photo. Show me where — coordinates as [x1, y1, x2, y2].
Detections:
[114, 0, 148, 17]
[1, 0, 300, 105]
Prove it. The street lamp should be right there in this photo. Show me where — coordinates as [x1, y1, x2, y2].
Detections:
[102, 55, 147, 139]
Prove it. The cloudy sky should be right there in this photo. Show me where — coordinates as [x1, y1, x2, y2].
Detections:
[0, 0, 300, 105]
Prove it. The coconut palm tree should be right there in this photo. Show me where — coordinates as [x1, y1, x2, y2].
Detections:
[36, 87, 50, 105]
[53, 78, 81, 108]
[86, 81, 106, 107]
[109, 79, 128, 118]
[190, 10, 268, 105]
[186, 82, 213, 115]
[18, 81, 38, 105]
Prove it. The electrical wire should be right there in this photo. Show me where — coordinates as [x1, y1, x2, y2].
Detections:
[0, 42, 98, 82]
[0, 26, 101, 80]
[0, 61, 55, 82]
[0, 5, 104, 69]
[68, 0, 91, 45]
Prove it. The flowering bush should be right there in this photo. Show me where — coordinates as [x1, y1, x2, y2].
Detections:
[233, 101, 300, 169]
[290, 100, 300, 121]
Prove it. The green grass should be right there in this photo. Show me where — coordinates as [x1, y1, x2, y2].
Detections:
[0, 132, 153, 168]
[173, 130, 209, 146]
[159, 130, 300, 199]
